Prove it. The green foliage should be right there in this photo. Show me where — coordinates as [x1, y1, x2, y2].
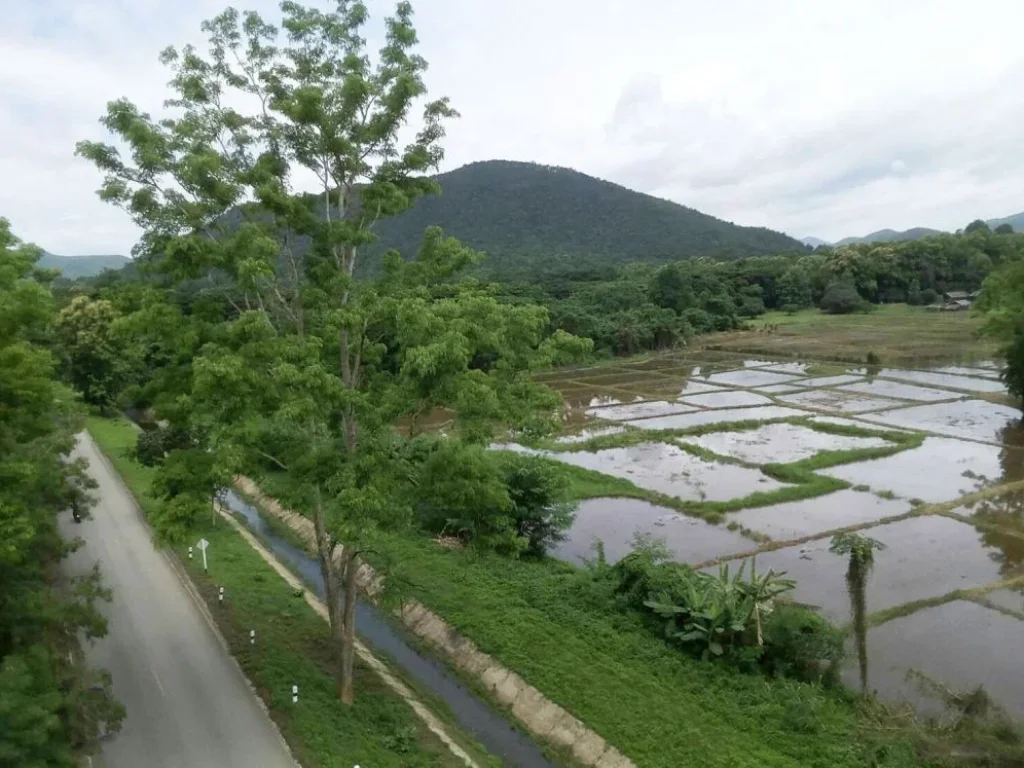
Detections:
[0, 218, 123, 764]
[829, 532, 887, 567]
[820, 280, 865, 314]
[1002, 324, 1024, 402]
[55, 295, 134, 411]
[642, 559, 795, 661]
[416, 444, 576, 556]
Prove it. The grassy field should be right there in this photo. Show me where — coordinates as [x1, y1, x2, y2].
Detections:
[86, 416, 492, 768]
[700, 305, 997, 365]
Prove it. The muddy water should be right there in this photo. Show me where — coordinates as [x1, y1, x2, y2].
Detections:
[546, 382, 635, 411]
[548, 442, 788, 501]
[792, 374, 864, 388]
[554, 425, 628, 444]
[705, 369, 802, 387]
[679, 390, 775, 408]
[778, 388, 902, 414]
[726, 490, 910, 541]
[879, 368, 1008, 394]
[860, 400, 1024, 443]
[846, 601, 1024, 717]
[677, 423, 888, 465]
[720, 515, 1019, 622]
[626, 405, 807, 431]
[821, 437, 1006, 502]
[837, 379, 962, 403]
[552, 498, 751, 566]
[586, 400, 696, 421]
[982, 588, 1024, 615]
[930, 365, 1002, 380]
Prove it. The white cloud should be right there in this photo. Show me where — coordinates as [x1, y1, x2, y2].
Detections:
[2, 0, 1024, 255]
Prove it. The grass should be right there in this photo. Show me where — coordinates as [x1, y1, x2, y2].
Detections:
[86, 415, 492, 768]
[700, 305, 997, 365]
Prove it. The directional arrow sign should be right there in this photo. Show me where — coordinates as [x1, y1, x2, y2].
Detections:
[196, 538, 209, 571]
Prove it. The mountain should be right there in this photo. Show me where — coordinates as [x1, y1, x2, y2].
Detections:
[39, 252, 130, 279]
[366, 161, 806, 274]
[835, 227, 943, 246]
[800, 236, 830, 248]
[986, 212, 1024, 232]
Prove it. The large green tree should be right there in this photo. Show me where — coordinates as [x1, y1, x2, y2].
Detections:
[0, 219, 123, 764]
[79, 0, 588, 703]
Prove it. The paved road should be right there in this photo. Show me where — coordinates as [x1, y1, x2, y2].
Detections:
[61, 432, 296, 768]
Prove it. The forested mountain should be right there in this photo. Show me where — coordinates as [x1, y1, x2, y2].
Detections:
[366, 161, 806, 274]
[39, 251, 130, 278]
[987, 212, 1024, 232]
[835, 227, 943, 246]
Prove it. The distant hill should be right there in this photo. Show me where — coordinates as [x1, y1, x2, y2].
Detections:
[39, 252, 130, 279]
[365, 161, 806, 274]
[835, 227, 943, 246]
[986, 212, 1024, 232]
[800, 236, 830, 248]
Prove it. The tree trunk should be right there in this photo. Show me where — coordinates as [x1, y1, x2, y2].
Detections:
[338, 548, 358, 705]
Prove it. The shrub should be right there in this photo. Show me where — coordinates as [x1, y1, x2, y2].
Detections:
[820, 282, 864, 315]
[760, 604, 844, 684]
[416, 443, 577, 556]
[500, 452, 576, 556]
[919, 287, 940, 306]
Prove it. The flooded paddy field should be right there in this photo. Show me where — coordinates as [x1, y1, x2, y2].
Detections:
[524, 348, 1024, 718]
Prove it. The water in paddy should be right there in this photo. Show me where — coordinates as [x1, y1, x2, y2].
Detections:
[677, 422, 889, 465]
[846, 601, 1024, 718]
[715, 515, 1023, 622]
[821, 437, 1009, 502]
[586, 400, 696, 421]
[553, 498, 751, 566]
[554, 425, 627, 444]
[541, 354, 1024, 719]
[548, 442, 788, 501]
[860, 399, 1024, 443]
[726, 489, 910, 541]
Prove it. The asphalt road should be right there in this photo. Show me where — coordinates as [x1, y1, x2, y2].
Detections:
[61, 432, 296, 768]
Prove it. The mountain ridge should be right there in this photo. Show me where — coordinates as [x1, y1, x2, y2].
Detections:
[38, 251, 130, 279]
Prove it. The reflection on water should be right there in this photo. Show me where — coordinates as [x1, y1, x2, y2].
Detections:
[549, 442, 789, 502]
[821, 437, 1006, 503]
[845, 601, 1024, 718]
[879, 369, 1007, 394]
[720, 516, 1020, 622]
[679, 423, 888, 465]
[585, 400, 695, 421]
[861, 399, 1024, 443]
[726, 490, 909, 541]
[552, 498, 751, 566]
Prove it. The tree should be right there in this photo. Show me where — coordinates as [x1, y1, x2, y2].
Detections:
[995, 223, 1014, 235]
[819, 280, 864, 314]
[78, 1, 588, 704]
[55, 296, 132, 410]
[777, 266, 812, 309]
[965, 219, 991, 234]
[0, 218, 124, 763]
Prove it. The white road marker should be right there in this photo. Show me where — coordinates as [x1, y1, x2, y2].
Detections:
[196, 538, 209, 571]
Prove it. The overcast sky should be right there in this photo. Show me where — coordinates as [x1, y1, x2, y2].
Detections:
[2, 0, 1023, 255]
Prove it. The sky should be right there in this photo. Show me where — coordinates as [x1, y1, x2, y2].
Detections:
[2, 0, 1024, 256]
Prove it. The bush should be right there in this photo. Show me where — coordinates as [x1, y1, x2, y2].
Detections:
[760, 604, 844, 684]
[416, 443, 576, 556]
[819, 282, 864, 315]
[501, 452, 576, 556]
[919, 287, 939, 306]
[737, 296, 766, 318]
[682, 307, 715, 334]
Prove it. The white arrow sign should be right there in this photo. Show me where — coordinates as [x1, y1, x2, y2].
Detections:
[196, 538, 209, 571]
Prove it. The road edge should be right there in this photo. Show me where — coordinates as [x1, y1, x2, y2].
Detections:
[80, 430, 301, 768]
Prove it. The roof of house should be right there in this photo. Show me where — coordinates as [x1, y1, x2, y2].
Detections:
[944, 290, 971, 300]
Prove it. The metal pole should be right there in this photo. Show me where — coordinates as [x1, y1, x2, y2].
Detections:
[202, 547, 208, 572]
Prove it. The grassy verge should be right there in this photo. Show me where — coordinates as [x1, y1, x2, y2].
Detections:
[86, 415, 491, 768]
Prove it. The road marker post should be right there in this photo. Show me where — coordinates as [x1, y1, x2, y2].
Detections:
[196, 538, 209, 572]
[218, 586, 225, 603]
[188, 546, 193, 560]
[292, 684, 298, 704]
[250, 629, 256, 645]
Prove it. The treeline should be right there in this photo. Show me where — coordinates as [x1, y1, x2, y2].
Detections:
[491, 224, 1024, 356]
[0, 219, 123, 764]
